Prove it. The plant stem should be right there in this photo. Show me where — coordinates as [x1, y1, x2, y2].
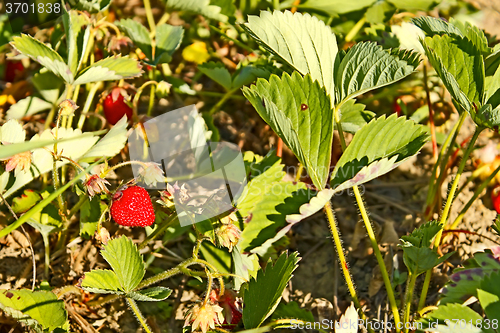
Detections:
[334, 103, 400, 329]
[424, 112, 466, 220]
[403, 272, 417, 333]
[352, 186, 401, 331]
[207, 88, 238, 115]
[42, 233, 51, 280]
[295, 164, 304, 182]
[418, 126, 483, 310]
[345, 16, 366, 42]
[143, 0, 156, 36]
[138, 214, 178, 250]
[449, 164, 500, 231]
[147, 84, 155, 117]
[138, 258, 196, 289]
[208, 25, 254, 53]
[324, 201, 373, 330]
[423, 61, 438, 163]
[77, 82, 103, 129]
[126, 297, 152, 333]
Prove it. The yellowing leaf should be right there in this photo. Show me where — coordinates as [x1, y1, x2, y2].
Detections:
[182, 41, 210, 64]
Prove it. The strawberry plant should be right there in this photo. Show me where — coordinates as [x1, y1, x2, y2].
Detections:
[1, 1, 500, 332]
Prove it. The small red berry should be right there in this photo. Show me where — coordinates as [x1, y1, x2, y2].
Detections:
[103, 87, 133, 125]
[209, 289, 242, 329]
[4, 60, 24, 82]
[492, 186, 500, 214]
[110, 185, 155, 227]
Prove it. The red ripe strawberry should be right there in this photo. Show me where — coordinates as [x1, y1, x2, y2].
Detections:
[492, 186, 500, 214]
[110, 185, 155, 227]
[4, 60, 24, 82]
[103, 87, 133, 125]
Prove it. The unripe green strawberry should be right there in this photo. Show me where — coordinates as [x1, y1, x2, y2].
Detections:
[103, 87, 133, 125]
[110, 185, 155, 227]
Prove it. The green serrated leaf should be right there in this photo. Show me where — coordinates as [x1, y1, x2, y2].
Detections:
[6, 96, 53, 120]
[31, 70, 63, 104]
[232, 246, 259, 290]
[243, 252, 300, 329]
[231, 65, 270, 90]
[422, 34, 484, 112]
[0, 289, 67, 331]
[449, 18, 491, 56]
[412, 16, 464, 37]
[165, 0, 227, 22]
[100, 235, 145, 293]
[243, 72, 333, 189]
[441, 252, 500, 305]
[334, 42, 420, 105]
[80, 196, 106, 238]
[12, 190, 41, 214]
[418, 303, 493, 333]
[79, 269, 123, 294]
[485, 65, 500, 109]
[335, 99, 375, 133]
[240, 182, 310, 255]
[331, 114, 429, 188]
[153, 23, 184, 65]
[74, 56, 142, 85]
[271, 301, 314, 322]
[386, 0, 438, 11]
[242, 10, 337, 100]
[117, 19, 153, 61]
[66, 0, 111, 13]
[299, 0, 376, 15]
[199, 61, 232, 91]
[10, 34, 73, 83]
[62, 10, 89, 74]
[478, 271, 500, 322]
[127, 287, 172, 301]
[80, 115, 128, 161]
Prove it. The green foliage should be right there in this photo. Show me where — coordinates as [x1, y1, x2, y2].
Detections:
[12, 190, 41, 214]
[399, 221, 453, 276]
[237, 158, 312, 254]
[100, 236, 145, 293]
[334, 100, 375, 133]
[79, 269, 124, 294]
[10, 34, 73, 83]
[10, 30, 143, 85]
[165, 0, 229, 22]
[243, 72, 333, 189]
[66, 0, 111, 13]
[331, 114, 429, 189]
[271, 301, 314, 322]
[199, 61, 269, 91]
[242, 252, 300, 328]
[0, 161, 100, 238]
[117, 19, 184, 65]
[0, 289, 67, 331]
[242, 10, 338, 100]
[418, 303, 495, 333]
[414, 17, 500, 129]
[79, 197, 107, 238]
[440, 251, 500, 305]
[334, 42, 420, 105]
[127, 287, 172, 302]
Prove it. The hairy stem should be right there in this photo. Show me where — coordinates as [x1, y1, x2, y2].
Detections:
[403, 272, 417, 333]
[334, 103, 400, 330]
[352, 186, 401, 330]
[126, 297, 152, 333]
[419, 126, 483, 310]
